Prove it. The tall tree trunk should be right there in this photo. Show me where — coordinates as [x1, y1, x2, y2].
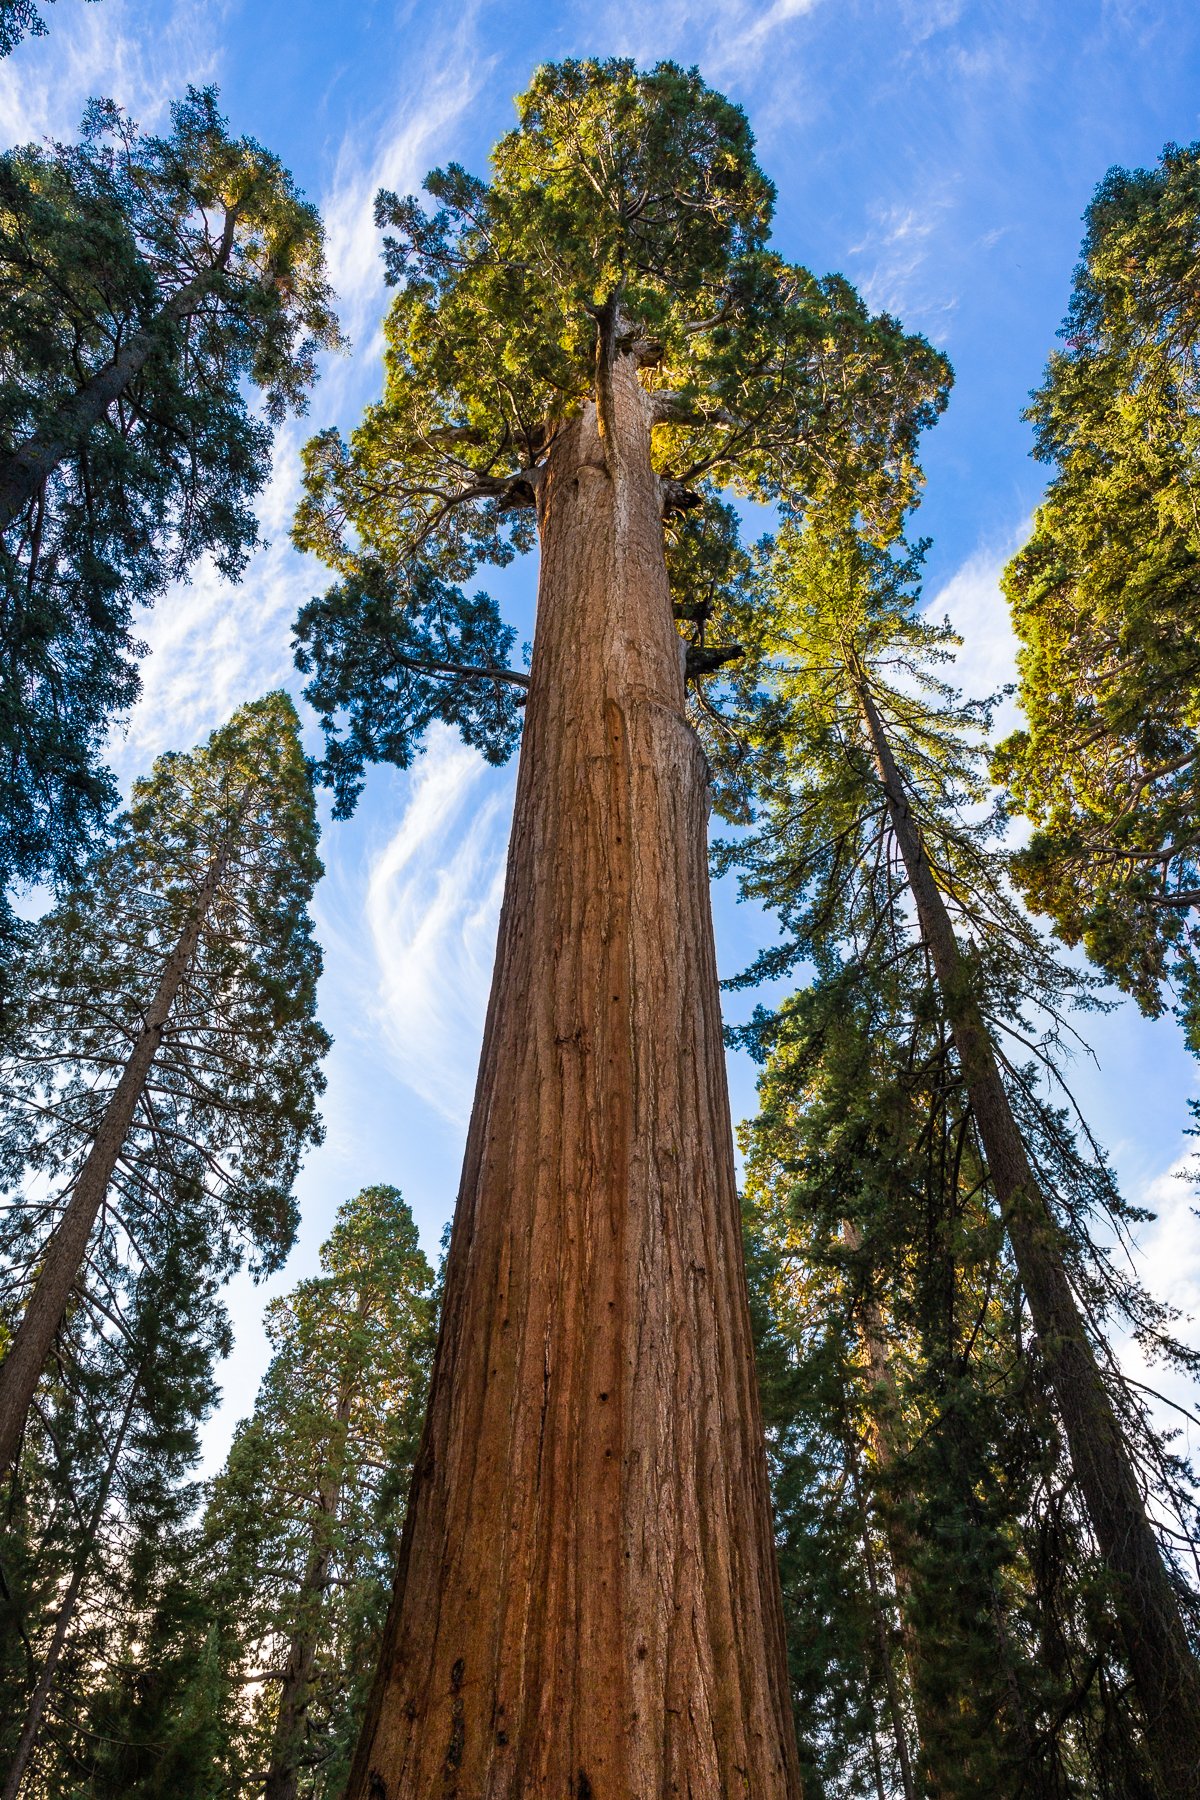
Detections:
[842, 1228, 937, 1798]
[262, 1482, 339, 1800]
[0, 852, 225, 1477]
[845, 1426, 917, 1800]
[853, 670, 1200, 1800]
[263, 1340, 361, 1800]
[347, 335, 800, 1796]
[0, 253, 227, 531]
[2, 1364, 141, 1800]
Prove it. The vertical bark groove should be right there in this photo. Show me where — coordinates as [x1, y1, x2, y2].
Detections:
[348, 349, 800, 1797]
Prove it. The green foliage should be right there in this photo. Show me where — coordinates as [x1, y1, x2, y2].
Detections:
[196, 1185, 435, 1796]
[995, 140, 1200, 1045]
[291, 57, 949, 812]
[0, 1214, 232, 1792]
[0, 87, 340, 892]
[0, 0, 101, 55]
[0, 691, 329, 1328]
[724, 514, 1197, 1789]
[744, 968, 1160, 1797]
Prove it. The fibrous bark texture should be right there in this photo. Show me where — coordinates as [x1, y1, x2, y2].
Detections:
[348, 349, 800, 1798]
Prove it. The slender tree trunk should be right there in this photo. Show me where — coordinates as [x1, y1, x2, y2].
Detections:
[263, 1359, 359, 1800]
[842, 1231, 937, 1798]
[0, 852, 225, 1477]
[348, 333, 800, 1796]
[846, 1427, 917, 1800]
[0, 268, 220, 531]
[853, 671, 1200, 1800]
[2, 1365, 141, 1800]
[262, 1494, 338, 1800]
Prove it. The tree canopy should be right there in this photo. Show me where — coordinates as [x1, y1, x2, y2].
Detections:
[0, 87, 340, 895]
[292, 56, 950, 815]
[996, 141, 1200, 1045]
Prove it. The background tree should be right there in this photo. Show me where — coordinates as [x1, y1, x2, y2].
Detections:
[0, 86, 340, 897]
[994, 140, 1200, 1047]
[0, 0, 101, 57]
[743, 965, 1160, 1799]
[0, 690, 329, 1479]
[198, 1184, 435, 1800]
[292, 55, 950, 1796]
[0, 1211, 230, 1797]
[716, 515, 1200, 1795]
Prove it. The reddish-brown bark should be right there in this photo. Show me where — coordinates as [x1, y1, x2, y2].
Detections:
[347, 341, 800, 1797]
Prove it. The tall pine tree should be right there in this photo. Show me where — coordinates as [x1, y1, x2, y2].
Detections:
[717, 515, 1200, 1796]
[0, 690, 329, 1478]
[201, 1184, 435, 1800]
[742, 963, 1160, 1798]
[0, 1210, 230, 1797]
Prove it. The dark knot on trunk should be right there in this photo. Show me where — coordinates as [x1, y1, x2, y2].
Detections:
[686, 643, 744, 679]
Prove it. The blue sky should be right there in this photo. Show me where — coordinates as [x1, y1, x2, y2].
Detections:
[4, 0, 1200, 1470]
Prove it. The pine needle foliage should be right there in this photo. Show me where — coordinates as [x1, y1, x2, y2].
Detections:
[290, 57, 949, 815]
[995, 141, 1200, 1047]
[718, 513, 1200, 1784]
[0, 88, 341, 893]
[0, 1213, 232, 1796]
[0, 692, 329, 1479]
[198, 1185, 435, 1798]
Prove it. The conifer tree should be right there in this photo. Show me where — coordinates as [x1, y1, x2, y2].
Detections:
[0, 0, 100, 56]
[292, 58, 950, 1793]
[719, 516, 1200, 1796]
[0, 690, 328, 1479]
[0, 1211, 230, 1798]
[0, 87, 340, 893]
[743, 968, 1160, 1798]
[200, 1184, 434, 1800]
[995, 141, 1200, 1046]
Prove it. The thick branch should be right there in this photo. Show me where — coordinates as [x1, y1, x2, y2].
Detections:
[382, 649, 530, 691]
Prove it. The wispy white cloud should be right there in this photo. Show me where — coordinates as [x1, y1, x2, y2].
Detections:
[319, 11, 489, 370]
[362, 728, 512, 1128]
[0, 0, 223, 144]
[597, 0, 827, 83]
[926, 533, 1023, 733]
[850, 188, 959, 333]
[898, 0, 965, 43]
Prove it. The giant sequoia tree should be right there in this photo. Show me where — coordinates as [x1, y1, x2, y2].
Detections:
[0, 691, 328, 1479]
[293, 58, 948, 1795]
[0, 87, 339, 895]
[995, 141, 1200, 1045]
[720, 516, 1200, 1796]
